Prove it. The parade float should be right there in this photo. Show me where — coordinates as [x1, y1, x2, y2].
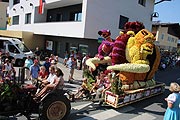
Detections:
[85, 21, 165, 108]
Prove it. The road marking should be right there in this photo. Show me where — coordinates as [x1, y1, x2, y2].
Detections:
[71, 103, 92, 114]
[76, 109, 120, 120]
[144, 103, 166, 112]
[130, 113, 156, 120]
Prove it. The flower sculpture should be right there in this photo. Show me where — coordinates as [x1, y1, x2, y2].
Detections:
[111, 21, 145, 65]
[108, 29, 160, 88]
[97, 29, 114, 60]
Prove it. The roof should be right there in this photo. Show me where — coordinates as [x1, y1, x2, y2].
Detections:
[152, 22, 180, 39]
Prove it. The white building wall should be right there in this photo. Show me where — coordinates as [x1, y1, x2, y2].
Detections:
[7, 0, 155, 39]
[84, 0, 155, 39]
[0, 2, 8, 30]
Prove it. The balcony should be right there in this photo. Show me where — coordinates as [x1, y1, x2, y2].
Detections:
[45, 0, 83, 9]
[7, 21, 85, 38]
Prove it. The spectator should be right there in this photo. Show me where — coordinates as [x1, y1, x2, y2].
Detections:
[82, 54, 89, 71]
[55, 56, 59, 63]
[63, 51, 69, 66]
[30, 59, 40, 85]
[49, 54, 55, 63]
[2, 58, 16, 79]
[1, 52, 15, 64]
[43, 57, 51, 74]
[50, 60, 57, 67]
[24, 56, 33, 80]
[70, 51, 75, 59]
[77, 51, 83, 70]
[164, 82, 180, 120]
[66, 55, 76, 83]
[34, 47, 41, 62]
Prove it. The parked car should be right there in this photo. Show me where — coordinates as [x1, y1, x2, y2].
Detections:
[0, 37, 34, 67]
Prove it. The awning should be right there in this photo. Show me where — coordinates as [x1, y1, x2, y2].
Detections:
[0, 30, 24, 38]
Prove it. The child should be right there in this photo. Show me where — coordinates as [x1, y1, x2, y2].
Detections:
[75, 78, 90, 99]
[38, 66, 48, 81]
[90, 71, 106, 100]
[164, 82, 180, 120]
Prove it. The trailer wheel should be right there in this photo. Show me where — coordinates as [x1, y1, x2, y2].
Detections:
[39, 95, 71, 120]
[0, 116, 9, 120]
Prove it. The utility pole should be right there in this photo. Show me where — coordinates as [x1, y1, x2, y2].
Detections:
[155, 0, 171, 5]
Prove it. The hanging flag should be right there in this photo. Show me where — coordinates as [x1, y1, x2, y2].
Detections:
[38, 0, 45, 14]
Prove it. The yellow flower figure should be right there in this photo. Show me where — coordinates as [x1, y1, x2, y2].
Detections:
[107, 29, 160, 88]
[7, 17, 11, 26]
[127, 29, 155, 64]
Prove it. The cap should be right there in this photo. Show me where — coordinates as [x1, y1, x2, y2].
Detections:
[98, 29, 110, 36]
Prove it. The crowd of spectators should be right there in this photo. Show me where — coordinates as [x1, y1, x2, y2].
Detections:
[0, 50, 65, 102]
[159, 52, 180, 70]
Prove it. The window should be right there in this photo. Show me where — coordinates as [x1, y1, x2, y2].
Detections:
[167, 36, 171, 42]
[12, 15, 19, 25]
[79, 44, 88, 55]
[16, 43, 30, 52]
[119, 15, 129, 29]
[25, 13, 31, 24]
[2, 0, 9, 3]
[161, 34, 164, 40]
[70, 12, 82, 21]
[56, 14, 63, 21]
[8, 45, 20, 53]
[175, 39, 177, 43]
[13, 0, 20, 5]
[138, 0, 146, 7]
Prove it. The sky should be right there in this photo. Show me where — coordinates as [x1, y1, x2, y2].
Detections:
[153, 0, 180, 23]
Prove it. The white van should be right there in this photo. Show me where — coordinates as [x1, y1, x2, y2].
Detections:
[0, 37, 34, 66]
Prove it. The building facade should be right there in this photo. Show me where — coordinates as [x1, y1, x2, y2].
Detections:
[152, 22, 180, 53]
[5, 0, 155, 58]
[0, 1, 8, 30]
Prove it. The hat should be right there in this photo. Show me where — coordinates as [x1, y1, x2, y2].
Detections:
[34, 59, 39, 63]
[98, 29, 111, 36]
[169, 82, 180, 92]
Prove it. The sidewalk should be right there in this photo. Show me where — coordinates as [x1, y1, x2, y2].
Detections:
[56, 61, 83, 82]
[55, 61, 83, 92]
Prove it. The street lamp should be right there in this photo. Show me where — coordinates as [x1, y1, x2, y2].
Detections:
[152, 12, 159, 18]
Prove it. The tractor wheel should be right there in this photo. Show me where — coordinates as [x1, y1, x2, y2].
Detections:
[39, 95, 71, 120]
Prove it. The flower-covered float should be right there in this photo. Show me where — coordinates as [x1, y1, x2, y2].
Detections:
[85, 21, 165, 108]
